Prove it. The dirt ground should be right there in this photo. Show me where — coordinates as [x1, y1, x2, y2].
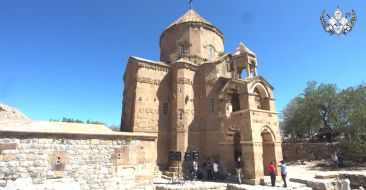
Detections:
[287, 160, 366, 180]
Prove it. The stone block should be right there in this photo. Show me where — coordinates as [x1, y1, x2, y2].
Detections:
[90, 139, 100, 145]
[2, 154, 14, 161]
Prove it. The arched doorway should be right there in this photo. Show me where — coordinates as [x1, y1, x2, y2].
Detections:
[261, 127, 276, 175]
[233, 132, 242, 164]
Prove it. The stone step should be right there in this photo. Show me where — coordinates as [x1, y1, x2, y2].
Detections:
[155, 180, 313, 190]
[290, 177, 333, 190]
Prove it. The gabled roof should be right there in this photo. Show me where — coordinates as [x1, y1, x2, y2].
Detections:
[172, 57, 197, 67]
[129, 56, 170, 67]
[234, 42, 256, 57]
[167, 9, 212, 29]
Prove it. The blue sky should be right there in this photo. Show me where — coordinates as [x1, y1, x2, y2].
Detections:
[0, 0, 365, 126]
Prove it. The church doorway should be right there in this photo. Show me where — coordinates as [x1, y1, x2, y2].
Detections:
[233, 132, 242, 165]
[261, 127, 276, 175]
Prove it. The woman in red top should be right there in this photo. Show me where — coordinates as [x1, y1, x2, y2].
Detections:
[268, 162, 276, 187]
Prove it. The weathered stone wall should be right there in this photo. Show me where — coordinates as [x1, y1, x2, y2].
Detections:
[282, 142, 366, 162]
[282, 143, 337, 161]
[0, 131, 157, 189]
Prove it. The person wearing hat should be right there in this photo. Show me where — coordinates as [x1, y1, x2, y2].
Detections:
[279, 160, 287, 188]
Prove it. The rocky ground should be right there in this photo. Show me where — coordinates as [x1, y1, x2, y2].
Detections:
[154, 161, 366, 190]
[287, 160, 366, 179]
[0, 103, 29, 121]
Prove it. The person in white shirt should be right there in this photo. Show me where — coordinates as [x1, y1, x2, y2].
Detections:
[335, 176, 343, 190]
[331, 152, 339, 170]
[213, 160, 219, 180]
[341, 176, 351, 190]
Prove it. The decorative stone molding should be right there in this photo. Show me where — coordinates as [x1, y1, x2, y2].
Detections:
[173, 63, 198, 71]
[136, 76, 161, 86]
[137, 62, 170, 72]
[176, 78, 193, 85]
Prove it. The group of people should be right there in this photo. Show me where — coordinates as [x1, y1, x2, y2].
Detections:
[267, 160, 288, 188]
[191, 159, 220, 181]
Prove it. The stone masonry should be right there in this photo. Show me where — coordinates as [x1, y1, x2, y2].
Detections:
[0, 130, 157, 189]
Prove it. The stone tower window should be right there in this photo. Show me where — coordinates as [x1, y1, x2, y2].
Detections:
[178, 109, 184, 121]
[210, 98, 215, 113]
[208, 46, 214, 60]
[179, 45, 186, 55]
[163, 102, 168, 115]
[253, 86, 270, 110]
[117, 153, 122, 160]
[254, 89, 261, 109]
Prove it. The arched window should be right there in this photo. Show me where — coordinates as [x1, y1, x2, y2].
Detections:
[178, 109, 184, 121]
[210, 98, 215, 113]
[254, 88, 262, 109]
[231, 94, 240, 112]
[253, 85, 270, 111]
[208, 46, 214, 60]
[163, 103, 168, 115]
[179, 45, 186, 55]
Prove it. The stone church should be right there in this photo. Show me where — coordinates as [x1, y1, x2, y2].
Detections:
[121, 7, 283, 184]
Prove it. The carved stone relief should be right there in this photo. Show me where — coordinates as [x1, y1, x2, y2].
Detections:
[137, 62, 169, 72]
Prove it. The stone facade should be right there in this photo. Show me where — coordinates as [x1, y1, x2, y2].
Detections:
[0, 130, 157, 189]
[121, 8, 283, 184]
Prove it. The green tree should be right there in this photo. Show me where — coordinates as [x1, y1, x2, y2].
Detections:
[282, 81, 339, 138]
[282, 81, 366, 154]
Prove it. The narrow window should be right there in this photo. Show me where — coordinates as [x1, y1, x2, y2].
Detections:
[56, 157, 61, 165]
[178, 109, 184, 121]
[117, 153, 122, 160]
[208, 46, 214, 60]
[210, 98, 215, 113]
[163, 103, 168, 115]
[179, 45, 186, 55]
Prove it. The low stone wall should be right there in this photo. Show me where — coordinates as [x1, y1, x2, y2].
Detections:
[0, 130, 157, 189]
[282, 142, 337, 161]
[282, 142, 365, 162]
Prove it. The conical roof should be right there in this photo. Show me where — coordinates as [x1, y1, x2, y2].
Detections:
[167, 8, 212, 28]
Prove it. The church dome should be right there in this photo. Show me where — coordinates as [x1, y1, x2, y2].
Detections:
[160, 8, 224, 64]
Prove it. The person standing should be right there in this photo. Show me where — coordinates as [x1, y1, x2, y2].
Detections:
[279, 161, 287, 188]
[341, 176, 351, 190]
[268, 161, 276, 187]
[337, 151, 344, 168]
[213, 160, 219, 180]
[236, 157, 243, 184]
[336, 176, 343, 190]
[206, 159, 213, 180]
[193, 160, 198, 181]
[331, 152, 339, 170]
